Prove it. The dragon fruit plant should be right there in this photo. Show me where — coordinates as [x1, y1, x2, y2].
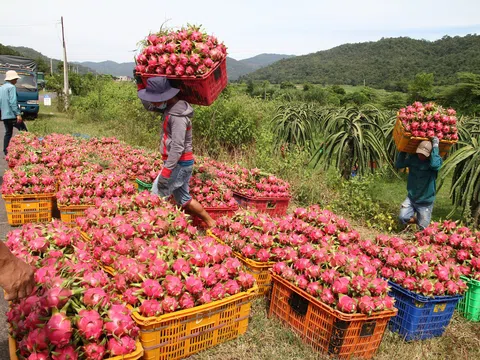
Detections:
[135, 24, 227, 77]
[397, 102, 458, 141]
[5, 223, 140, 359]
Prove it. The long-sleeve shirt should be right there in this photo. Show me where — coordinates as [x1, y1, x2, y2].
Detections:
[0, 82, 20, 120]
[159, 100, 194, 178]
[395, 147, 443, 204]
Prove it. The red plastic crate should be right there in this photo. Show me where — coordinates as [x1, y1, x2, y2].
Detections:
[191, 204, 238, 229]
[233, 192, 290, 217]
[137, 58, 227, 106]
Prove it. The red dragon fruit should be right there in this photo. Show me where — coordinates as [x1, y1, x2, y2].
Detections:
[47, 312, 72, 347]
[77, 309, 103, 341]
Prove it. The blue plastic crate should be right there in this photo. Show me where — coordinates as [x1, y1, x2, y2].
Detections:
[388, 281, 462, 341]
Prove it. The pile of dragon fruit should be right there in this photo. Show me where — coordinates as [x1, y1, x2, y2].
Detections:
[397, 102, 458, 141]
[189, 174, 238, 209]
[56, 167, 137, 207]
[358, 234, 468, 297]
[213, 208, 394, 315]
[135, 25, 227, 77]
[6, 221, 141, 358]
[196, 157, 291, 199]
[1, 164, 56, 195]
[77, 192, 256, 316]
[416, 220, 480, 280]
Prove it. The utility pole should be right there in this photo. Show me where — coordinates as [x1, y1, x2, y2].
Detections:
[50, 58, 53, 75]
[61, 16, 69, 110]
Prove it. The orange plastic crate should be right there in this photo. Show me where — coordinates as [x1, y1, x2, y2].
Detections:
[58, 204, 93, 227]
[208, 230, 273, 297]
[138, 58, 227, 106]
[2, 193, 55, 226]
[132, 286, 256, 360]
[393, 118, 455, 157]
[9, 336, 144, 360]
[269, 273, 396, 359]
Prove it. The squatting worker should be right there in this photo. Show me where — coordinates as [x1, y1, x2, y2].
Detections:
[0, 70, 27, 156]
[395, 137, 442, 230]
[137, 77, 215, 228]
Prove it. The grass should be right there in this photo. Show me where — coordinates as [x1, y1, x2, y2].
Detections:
[26, 97, 480, 360]
[370, 171, 463, 223]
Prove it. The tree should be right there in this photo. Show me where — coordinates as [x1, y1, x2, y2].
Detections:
[310, 105, 391, 179]
[408, 73, 434, 102]
[280, 81, 296, 90]
[246, 80, 255, 96]
[438, 132, 480, 227]
[439, 72, 480, 115]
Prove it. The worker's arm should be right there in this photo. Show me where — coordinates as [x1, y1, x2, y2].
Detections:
[160, 116, 187, 178]
[395, 152, 410, 169]
[0, 241, 34, 300]
[429, 138, 443, 171]
[8, 86, 21, 117]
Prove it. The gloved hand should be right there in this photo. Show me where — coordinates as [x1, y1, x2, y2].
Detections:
[156, 175, 169, 195]
[432, 136, 439, 148]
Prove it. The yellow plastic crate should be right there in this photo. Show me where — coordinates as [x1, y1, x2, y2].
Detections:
[208, 230, 274, 297]
[9, 336, 144, 359]
[58, 204, 93, 227]
[393, 118, 455, 157]
[132, 286, 257, 360]
[2, 193, 55, 226]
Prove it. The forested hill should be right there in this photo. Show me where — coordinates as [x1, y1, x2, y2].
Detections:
[240, 35, 480, 88]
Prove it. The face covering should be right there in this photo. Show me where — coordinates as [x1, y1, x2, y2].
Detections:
[157, 102, 167, 110]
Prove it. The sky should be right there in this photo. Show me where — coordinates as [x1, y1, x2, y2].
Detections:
[0, 0, 479, 64]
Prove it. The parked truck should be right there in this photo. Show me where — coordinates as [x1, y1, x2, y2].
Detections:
[0, 55, 40, 118]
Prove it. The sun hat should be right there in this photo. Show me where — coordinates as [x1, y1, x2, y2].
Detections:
[416, 140, 432, 157]
[5, 70, 20, 81]
[137, 77, 180, 103]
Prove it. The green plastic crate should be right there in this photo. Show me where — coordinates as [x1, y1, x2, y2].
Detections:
[136, 179, 152, 192]
[457, 276, 480, 322]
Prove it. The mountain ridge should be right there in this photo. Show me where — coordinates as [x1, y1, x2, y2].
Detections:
[240, 35, 480, 87]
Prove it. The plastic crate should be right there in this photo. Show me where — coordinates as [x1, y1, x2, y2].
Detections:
[233, 192, 290, 217]
[393, 118, 455, 157]
[191, 205, 238, 229]
[208, 230, 273, 297]
[58, 204, 93, 227]
[387, 280, 462, 340]
[131, 286, 256, 360]
[137, 58, 227, 106]
[269, 274, 396, 359]
[136, 178, 153, 192]
[2, 193, 55, 226]
[456, 276, 480, 322]
[9, 336, 144, 359]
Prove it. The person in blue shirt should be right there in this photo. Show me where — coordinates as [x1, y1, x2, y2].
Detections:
[0, 70, 27, 156]
[395, 137, 442, 229]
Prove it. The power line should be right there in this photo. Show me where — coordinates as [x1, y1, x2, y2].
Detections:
[0, 22, 59, 28]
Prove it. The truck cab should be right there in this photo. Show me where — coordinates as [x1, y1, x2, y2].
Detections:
[0, 56, 40, 118]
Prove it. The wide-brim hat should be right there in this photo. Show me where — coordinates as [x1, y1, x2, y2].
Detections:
[137, 77, 180, 103]
[5, 70, 20, 81]
[416, 140, 432, 157]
